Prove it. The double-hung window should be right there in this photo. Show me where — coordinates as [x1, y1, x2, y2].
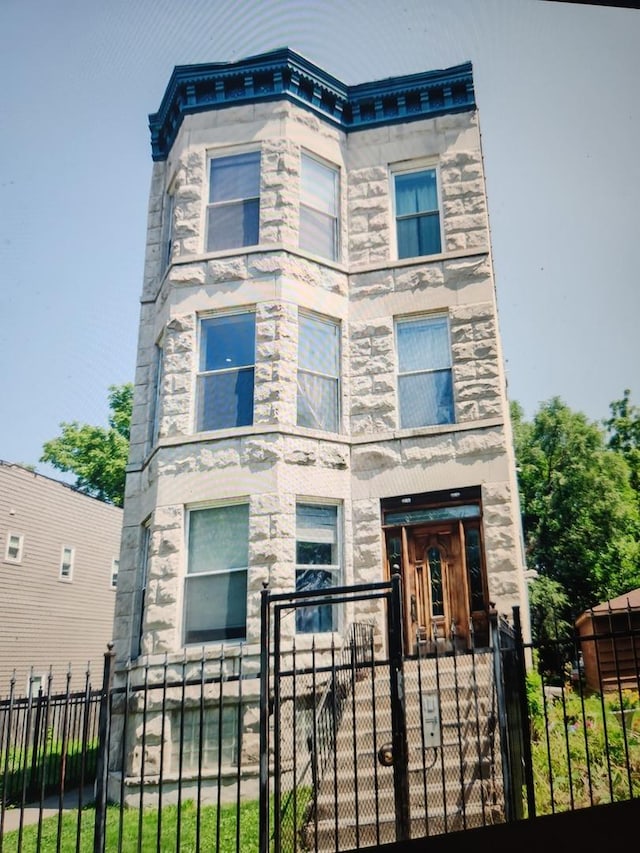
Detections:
[396, 315, 454, 427]
[394, 167, 441, 258]
[295, 503, 340, 634]
[196, 313, 255, 431]
[148, 341, 164, 451]
[184, 504, 249, 644]
[59, 546, 74, 581]
[300, 154, 339, 260]
[161, 190, 174, 270]
[297, 314, 340, 432]
[206, 151, 260, 251]
[111, 558, 119, 589]
[5, 532, 24, 563]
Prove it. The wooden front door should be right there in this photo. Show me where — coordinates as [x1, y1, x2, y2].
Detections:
[406, 522, 471, 652]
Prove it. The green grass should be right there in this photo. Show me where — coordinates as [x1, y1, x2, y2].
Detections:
[1, 798, 263, 853]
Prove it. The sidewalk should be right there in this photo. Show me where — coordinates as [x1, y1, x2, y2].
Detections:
[1, 786, 95, 834]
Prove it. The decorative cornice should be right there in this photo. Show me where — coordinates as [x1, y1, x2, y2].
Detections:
[149, 48, 475, 161]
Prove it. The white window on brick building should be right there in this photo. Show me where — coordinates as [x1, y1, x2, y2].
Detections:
[206, 151, 260, 251]
[295, 502, 341, 634]
[59, 546, 74, 582]
[297, 313, 340, 433]
[184, 503, 249, 644]
[196, 312, 255, 431]
[300, 153, 339, 260]
[393, 166, 442, 258]
[396, 314, 454, 427]
[5, 532, 24, 563]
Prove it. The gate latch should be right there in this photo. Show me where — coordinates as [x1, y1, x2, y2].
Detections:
[421, 690, 441, 749]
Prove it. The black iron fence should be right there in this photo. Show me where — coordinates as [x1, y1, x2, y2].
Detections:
[0, 589, 639, 852]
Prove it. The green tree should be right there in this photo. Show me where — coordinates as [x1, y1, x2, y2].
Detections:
[512, 397, 640, 618]
[40, 384, 133, 507]
[605, 389, 640, 498]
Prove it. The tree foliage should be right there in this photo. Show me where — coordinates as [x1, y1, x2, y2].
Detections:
[40, 384, 133, 507]
[512, 397, 640, 620]
[605, 388, 640, 499]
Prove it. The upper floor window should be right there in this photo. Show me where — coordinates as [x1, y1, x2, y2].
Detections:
[295, 503, 341, 634]
[297, 313, 340, 433]
[59, 546, 74, 582]
[300, 154, 339, 260]
[161, 189, 175, 270]
[196, 312, 256, 431]
[394, 167, 441, 258]
[206, 151, 260, 252]
[396, 315, 454, 427]
[148, 341, 164, 451]
[184, 503, 249, 644]
[5, 532, 24, 564]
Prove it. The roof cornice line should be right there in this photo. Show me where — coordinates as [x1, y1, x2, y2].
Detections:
[149, 48, 475, 161]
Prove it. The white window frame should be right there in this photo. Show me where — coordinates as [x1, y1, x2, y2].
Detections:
[183, 501, 249, 646]
[299, 152, 340, 261]
[59, 546, 74, 582]
[297, 312, 341, 433]
[195, 310, 256, 432]
[111, 558, 119, 590]
[395, 313, 455, 428]
[295, 500, 342, 635]
[5, 532, 24, 564]
[391, 161, 443, 260]
[205, 149, 261, 253]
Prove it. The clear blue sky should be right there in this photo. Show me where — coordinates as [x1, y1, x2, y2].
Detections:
[1, 0, 639, 480]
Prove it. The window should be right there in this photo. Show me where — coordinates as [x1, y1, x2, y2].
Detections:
[161, 190, 174, 270]
[148, 341, 164, 450]
[5, 532, 24, 563]
[171, 707, 238, 772]
[184, 504, 249, 644]
[300, 154, 339, 260]
[297, 314, 340, 432]
[196, 313, 255, 431]
[111, 559, 119, 589]
[59, 546, 74, 581]
[394, 167, 441, 258]
[295, 503, 340, 634]
[206, 151, 260, 251]
[136, 522, 151, 658]
[396, 315, 454, 427]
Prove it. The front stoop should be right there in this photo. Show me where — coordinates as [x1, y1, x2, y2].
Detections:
[303, 652, 505, 851]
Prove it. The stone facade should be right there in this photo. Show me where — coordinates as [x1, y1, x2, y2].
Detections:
[112, 50, 529, 793]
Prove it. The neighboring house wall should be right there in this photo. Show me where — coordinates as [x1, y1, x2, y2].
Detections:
[0, 461, 123, 695]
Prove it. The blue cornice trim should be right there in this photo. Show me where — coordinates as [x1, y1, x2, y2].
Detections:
[149, 48, 475, 161]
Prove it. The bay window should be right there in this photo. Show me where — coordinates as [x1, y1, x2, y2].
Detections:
[184, 503, 249, 644]
[297, 313, 340, 432]
[295, 503, 340, 634]
[300, 154, 339, 260]
[196, 312, 255, 431]
[206, 151, 260, 251]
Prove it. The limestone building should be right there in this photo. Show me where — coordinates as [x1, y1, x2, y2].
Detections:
[114, 47, 528, 688]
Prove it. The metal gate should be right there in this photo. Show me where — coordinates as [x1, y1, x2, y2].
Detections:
[259, 575, 410, 853]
